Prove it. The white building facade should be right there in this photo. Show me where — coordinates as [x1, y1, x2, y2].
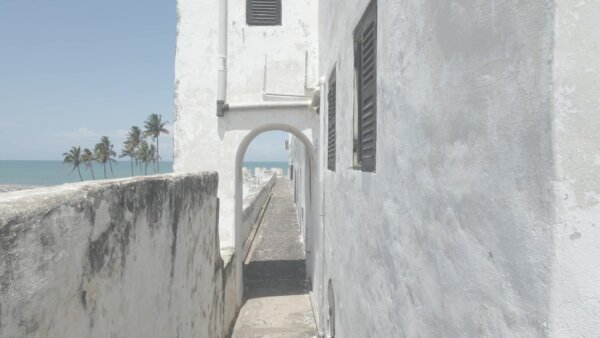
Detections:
[174, 0, 320, 316]
[176, 0, 600, 336]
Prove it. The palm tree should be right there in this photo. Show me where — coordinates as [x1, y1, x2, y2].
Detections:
[143, 114, 169, 173]
[127, 126, 142, 149]
[120, 141, 136, 176]
[149, 144, 157, 174]
[94, 142, 109, 179]
[100, 136, 117, 176]
[63, 146, 83, 182]
[138, 141, 150, 175]
[127, 126, 143, 174]
[82, 148, 96, 180]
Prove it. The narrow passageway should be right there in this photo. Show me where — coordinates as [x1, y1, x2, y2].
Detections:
[232, 177, 317, 338]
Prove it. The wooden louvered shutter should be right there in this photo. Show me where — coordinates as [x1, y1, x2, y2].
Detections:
[328, 70, 336, 171]
[246, 0, 282, 26]
[354, 1, 377, 172]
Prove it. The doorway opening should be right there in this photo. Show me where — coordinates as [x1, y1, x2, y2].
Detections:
[231, 125, 318, 336]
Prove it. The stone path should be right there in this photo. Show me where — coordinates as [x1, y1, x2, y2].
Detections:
[231, 177, 317, 338]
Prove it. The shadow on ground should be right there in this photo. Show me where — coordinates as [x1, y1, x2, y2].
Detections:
[244, 259, 309, 299]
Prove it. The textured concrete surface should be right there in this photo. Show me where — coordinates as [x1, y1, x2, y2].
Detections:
[0, 173, 237, 338]
[232, 178, 317, 338]
[550, 0, 600, 335]
[295, 0, 557, 336]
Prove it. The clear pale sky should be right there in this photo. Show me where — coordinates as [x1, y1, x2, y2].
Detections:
[0, 0, 288, 162]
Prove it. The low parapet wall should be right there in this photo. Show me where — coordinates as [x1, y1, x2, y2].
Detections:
[0, 173, 236, 338]
[242, 174, 277, 246]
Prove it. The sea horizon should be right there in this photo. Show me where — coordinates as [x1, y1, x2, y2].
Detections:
[0, 160, 288, 187]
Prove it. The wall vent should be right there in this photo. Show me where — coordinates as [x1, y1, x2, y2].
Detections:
[246, 0, 282, 26]
[354, 0, 377, 172]
[327, 69, 336, 171]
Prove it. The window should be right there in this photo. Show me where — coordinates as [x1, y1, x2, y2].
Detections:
[327, 69, 336, 171]
[353, 0, 377, 172]
[246, 0, 282, 26]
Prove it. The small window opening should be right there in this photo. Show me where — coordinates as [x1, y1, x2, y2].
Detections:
[246, 0, 282, 26]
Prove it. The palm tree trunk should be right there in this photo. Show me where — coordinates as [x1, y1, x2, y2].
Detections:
[156, 137, 160, 173]
[109, 161, 114, 176]
[144, 163, 147, 175]
[130, 157, 134, 176]
[77, 166, 83, 182]
[103, 163, 107, 179]
[90, 165, 95, 180]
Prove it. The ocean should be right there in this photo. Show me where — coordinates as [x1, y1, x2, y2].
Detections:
[0, 160, 288, 187]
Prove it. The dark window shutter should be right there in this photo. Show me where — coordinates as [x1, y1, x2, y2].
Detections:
[328, 70, 336, 171]
[354, 1, 377, 172]
[246, 0, 282, 26]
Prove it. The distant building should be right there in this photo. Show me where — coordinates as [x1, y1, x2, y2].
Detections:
[175, 0, 600, 336]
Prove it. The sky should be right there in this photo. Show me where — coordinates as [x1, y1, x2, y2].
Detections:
[0, 0, 288, 162]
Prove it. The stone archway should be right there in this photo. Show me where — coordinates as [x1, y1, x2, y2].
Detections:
[233, 123, 316, 305]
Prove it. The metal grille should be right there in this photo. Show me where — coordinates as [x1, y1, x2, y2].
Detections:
[246, 0, 282, 26]
[354, 1, 377, 172]
[328, 70, 336, 171]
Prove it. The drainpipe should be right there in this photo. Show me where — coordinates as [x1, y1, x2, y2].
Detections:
[217, 0, 228, 117]
[318, 75, 327, 335]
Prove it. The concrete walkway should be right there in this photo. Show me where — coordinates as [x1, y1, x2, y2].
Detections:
[231, 177, 317, 338]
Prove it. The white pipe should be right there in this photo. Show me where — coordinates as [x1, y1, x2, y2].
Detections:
[226, 100, 312, 111]
[217, 0, 228, 116]
[319, 75, 327, 333]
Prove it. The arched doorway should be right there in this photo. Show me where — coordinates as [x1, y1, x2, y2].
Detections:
[233, 123, 316, 305]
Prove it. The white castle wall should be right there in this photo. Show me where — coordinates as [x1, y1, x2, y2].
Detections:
[242, 173, 277, 247]
[0, 173, 237, 337]
[289, 0, 600, 336]
[174, 0, 318, 252]
[549, 0, 600, 335]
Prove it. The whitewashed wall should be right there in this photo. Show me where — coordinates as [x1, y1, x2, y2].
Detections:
[0, 173, 236, 338]
[242, 173, 276, 245]
[289, 135, 309, 242]
[174, 0, 319, 251]
[550, 0, 600, 335]
[291, 0, 566, 336]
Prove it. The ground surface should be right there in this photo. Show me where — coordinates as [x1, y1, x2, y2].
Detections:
[231, 177, 317, 338]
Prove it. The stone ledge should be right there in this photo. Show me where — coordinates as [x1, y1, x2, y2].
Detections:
[0, 171, 218, 228]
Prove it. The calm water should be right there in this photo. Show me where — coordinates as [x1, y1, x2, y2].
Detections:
[0, 160, 288, 186]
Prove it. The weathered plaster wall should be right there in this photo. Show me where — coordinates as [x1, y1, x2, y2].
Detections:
[174, 0, 319, 251]
[0, 173, 236, 338]
[307, 0, 558, 336]
[227, 0, 319, 101]
[550, 0, 600, 335]
[289, 135, 309, 242]
[242, 173, 277, 245]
